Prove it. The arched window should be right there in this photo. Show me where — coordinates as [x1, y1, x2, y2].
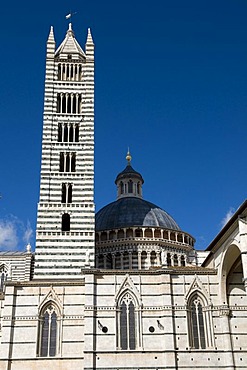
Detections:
[167, 253, 171, 266]
[59, 152, 76, 172]
[0, 269, 7, 293]
[120, 182, 124, 194]
[119, 293, 136, 350]
[137, 182, 140, 194]
[58, 123, 62, 142]
[128, 180, 133, 193]
[61, 183, 72, 204]
[75, 124, 79, 142]
[62, 213, 70, 231]
[38, 303, 59, 357]
[188, 293, 206, 349]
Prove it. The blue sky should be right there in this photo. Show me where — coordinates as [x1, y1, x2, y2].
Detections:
[0, 0, 247, 251]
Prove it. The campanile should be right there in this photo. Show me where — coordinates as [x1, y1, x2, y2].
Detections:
[34, 23, 95, 278]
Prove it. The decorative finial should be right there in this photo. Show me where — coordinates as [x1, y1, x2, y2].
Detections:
[26, 243, 31, 253]
[126, 148, 132, 164]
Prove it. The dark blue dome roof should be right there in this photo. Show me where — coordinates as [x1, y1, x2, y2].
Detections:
[96, 197, 180, 231]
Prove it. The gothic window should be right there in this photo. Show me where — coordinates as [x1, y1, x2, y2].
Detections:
[59, 152, 76, 172]
[38, 303, 59, 357]
[188, 293, 206, 349]
[0, 269, 7, 293]
[62, 213, 70, 231]
[61, 183, 72, 203]
[119, 293, 136, 350]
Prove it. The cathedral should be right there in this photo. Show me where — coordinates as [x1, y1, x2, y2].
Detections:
[0, 21, 247, 370]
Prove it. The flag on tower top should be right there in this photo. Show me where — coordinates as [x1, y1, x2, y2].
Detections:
[65, 13, 72, 19]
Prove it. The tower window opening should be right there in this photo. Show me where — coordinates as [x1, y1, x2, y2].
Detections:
[59, 152, 76, 172]
[137, 182, 140, 194]
[67, 96, 71, 114]
[128, 180, 133, 193]
[57, 64, 61, 80]
[64, 124, 68, 142]
[62, 95, 66, 113]
[73, 97, 77, 113]
[58, 123, 62, 142]
[58, 123, 79, 142]
[69, 125, 73, 142]
[71, 153, 76, 172]
[120, 181, 124, 194]
[57, 93, 81, 114]
[61, 183, 72, 204]
[75, 124, 79, 142]
[59, 153, 64, 172]
[62, 213, 70, 232]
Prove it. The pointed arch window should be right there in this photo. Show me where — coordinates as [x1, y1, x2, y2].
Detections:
[38, 303, 60, 357]
[187, 292, 213, 349]
[118, 292, 139, 350]
[0, 268, 7, 293]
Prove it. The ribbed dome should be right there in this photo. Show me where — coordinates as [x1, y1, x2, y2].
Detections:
[96, 197, 180, 231]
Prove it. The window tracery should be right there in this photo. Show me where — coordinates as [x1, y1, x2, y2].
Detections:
[187, 292, 213, 349]
[38, 303, 59, 357]
[119, 293, 136, 350]
[0, 268, 7, 293]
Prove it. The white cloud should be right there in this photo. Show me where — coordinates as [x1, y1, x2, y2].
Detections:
[0, 220, 18, 250]
[0, 217, 34, 251]
[220, 207, 235, 229]
[23, 220, 33, 244]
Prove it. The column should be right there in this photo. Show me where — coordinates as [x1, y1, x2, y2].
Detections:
[129, 252, 132, 270]
[103, 254, 107, 269]
[120, 253, 124, 269]
[138, 251, 142, 270]
[147, 251, 151, 269]
[112, 254, 116, 269]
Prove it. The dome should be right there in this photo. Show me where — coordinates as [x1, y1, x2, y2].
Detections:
[96, 197, 180, 231]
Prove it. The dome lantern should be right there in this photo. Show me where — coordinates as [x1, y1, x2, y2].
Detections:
[115, 151, 144, 199]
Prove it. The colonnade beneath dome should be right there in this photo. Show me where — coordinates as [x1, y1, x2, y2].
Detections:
[95, 249, 188, 270]
[95, 227, 194, 247]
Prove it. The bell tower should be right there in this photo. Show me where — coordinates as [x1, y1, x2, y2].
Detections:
[34, 23, 95, 278]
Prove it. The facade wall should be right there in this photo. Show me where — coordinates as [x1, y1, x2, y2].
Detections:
[0, 281, 85, 370]
[0, 253, 247, 369]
